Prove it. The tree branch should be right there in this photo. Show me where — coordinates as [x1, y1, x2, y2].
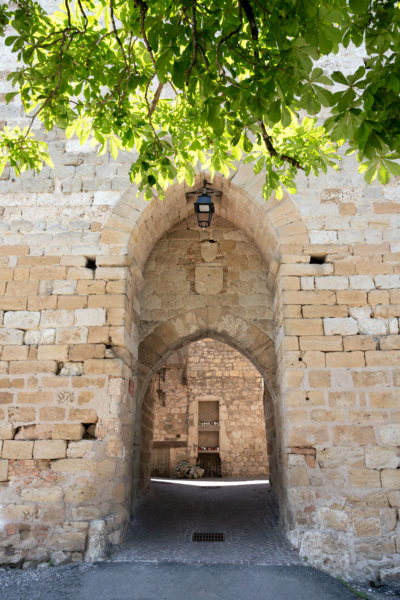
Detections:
[134, 0, 157, 69]
[258, 120, 304, 170]
[149, 81, 163, 115]
[185, 1, 198, 85]
[110, 0, 128, 69]
[240, 0, 258, 41]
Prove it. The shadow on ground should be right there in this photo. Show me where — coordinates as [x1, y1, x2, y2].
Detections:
[113, 480, 300, 565]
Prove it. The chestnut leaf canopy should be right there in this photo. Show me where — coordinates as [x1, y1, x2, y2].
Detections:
[0, 0, 399, 200]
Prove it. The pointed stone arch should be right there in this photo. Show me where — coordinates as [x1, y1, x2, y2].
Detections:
[137, 308, 277, 403]
[135, 310, 279, 501]
[100, 173, 309, 285]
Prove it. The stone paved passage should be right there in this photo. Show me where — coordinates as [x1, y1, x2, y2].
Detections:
[112, 480, 302, 565]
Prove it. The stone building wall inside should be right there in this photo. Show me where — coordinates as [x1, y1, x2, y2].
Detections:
[150, 339, 269, 478]
[187, 339, 268, 478]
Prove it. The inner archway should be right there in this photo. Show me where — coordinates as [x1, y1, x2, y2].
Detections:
[134, 313, 279, 503]
[120, 330, 293, 565]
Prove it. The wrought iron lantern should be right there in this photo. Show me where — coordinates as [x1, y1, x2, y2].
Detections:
[194, 188, 214, 229]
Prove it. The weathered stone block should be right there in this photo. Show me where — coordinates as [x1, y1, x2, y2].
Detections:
[33, 440, 67, 459]
[349, 469, 381, 488]
[348, 275, 374, 290]
[317, 447, 364, 469]
[84, 358, 124, 375]
[357, 318, 389, 336]
[41, 310, 74, 328]
[69, 409, 97, 423]
[74, 308, 106, 327]
[3, 311, 40, 329]
[288, 466, 310, 487]
[67, 440, 96, 458]
[2, 440, 33, 459]
[25, 328, 56, 345]
[354, 517, 381, 537]
[326, 352, 365, 367]
[194, 265, 224, 295]
[0, 423, 15, 439]
[365, 447, 399, 469]
[68, 344, 105, 361]
[0, 329, 24, 345]
[323, 318, 358, 335]
[387, 491, 400, 507]
[9, 360, 57, 374]
[377, 425, 400, 446]
[8, 406, 36, 422]
[336, 290, 367, 306]
[370, 391, 400, 408]
[18, 391, 54, 404]
[352, 370, 390, 387]
[21, 486, 63, 503]
[56, 327, 88, 344]
[37, 345, 69, 361]
[15, 424, 52, 440]
[284, 319, 323, 335]
[47, 532, 86, 552]
[317, 508, 349, 531]
[315, 276, 348, 290]
[71, 506, 101, 521]
[299, 336, 342, 351]
[380, 507, 397, 533]
[308, 371, 331, 388]
[381, 470, 400, 490]
[334, 426, 375, 446]
[53, 424, 85, 441]
[0, 459, 9, 481]
[51, 458, 91, 473]
[64, 485, 97, 503]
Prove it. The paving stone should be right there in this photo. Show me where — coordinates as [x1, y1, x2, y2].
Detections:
[112, 481, 301, 566]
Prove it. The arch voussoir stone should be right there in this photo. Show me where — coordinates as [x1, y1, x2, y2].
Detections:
[138, 309, 277, 386]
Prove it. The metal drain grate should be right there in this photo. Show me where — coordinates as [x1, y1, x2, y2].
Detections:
[192, 532, 225, 542]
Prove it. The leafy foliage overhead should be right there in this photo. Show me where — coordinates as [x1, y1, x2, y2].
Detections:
[1, 0, 400, 200]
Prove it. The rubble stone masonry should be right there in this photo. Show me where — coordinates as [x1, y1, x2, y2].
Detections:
[1, 6, 400, 582]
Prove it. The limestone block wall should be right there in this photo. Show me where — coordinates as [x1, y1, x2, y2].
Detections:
[277, 231, 400, 579]
[140, 214, 274, 340]
[152, 367, 189, 445]
[151, 360, 191, 474]
[186, 339, 268, 478]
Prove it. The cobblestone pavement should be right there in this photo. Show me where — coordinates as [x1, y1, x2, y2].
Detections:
[112, 480, 303, 565]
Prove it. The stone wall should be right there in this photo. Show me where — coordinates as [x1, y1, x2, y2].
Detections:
[150, 339, 269, 478]
[187, 338, 268, 478]
[1, 7, 400, 580]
